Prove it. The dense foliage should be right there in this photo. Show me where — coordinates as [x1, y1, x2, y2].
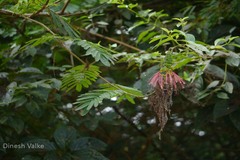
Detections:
[0, 0, 240, 159]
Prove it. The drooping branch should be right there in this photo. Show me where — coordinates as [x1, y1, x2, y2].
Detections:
[112, 105, 192, 160]
[78, 28, 143, 53]
[112, 106, 147, 137]
[0, 9, 86, 65]
[112, 106, 168, 159]
[30, 0, 50, 17]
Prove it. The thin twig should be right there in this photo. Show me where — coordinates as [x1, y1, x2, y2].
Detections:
[78, 28, 143, 52]
[0, 9, 86, 65]
[112, 105, 193, 159]
[112, 106, 168, 159]
[60, 41, 86, 65]
[23, 15, 56, 35]
[0, 9, 54, 35]
[60, 0, 71, 14]
[112, 106, 147, 137]
[30, 0, 50, 17]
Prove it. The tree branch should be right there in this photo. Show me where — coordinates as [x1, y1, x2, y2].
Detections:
[30, 0, 50, 17]
[78, 28, 143, 53]
[60, 41, 86, 65]
[112, 106, 147, 137]
[0, 9, 86, 65]
[60, 0, 71, 14]
[112, 106, 168, 159]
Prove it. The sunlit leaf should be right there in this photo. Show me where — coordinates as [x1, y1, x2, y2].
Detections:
[61, 65, 100, 92]
[223, 82, 233, 94]
[217, 92, 229, 99]
[206, 80, 219, 89]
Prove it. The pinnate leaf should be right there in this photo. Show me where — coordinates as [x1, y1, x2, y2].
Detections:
[61, 65, 100, 92]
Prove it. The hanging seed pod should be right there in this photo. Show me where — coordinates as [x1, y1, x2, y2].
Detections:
[148, 71, 185, 134]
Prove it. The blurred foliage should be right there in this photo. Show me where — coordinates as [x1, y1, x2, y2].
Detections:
[0, 0, 240, 159]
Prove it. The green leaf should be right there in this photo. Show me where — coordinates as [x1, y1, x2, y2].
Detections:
[154, 37, 172, 48]
[24, 34, 56, 48]
[0, 72, 9, 78]
[61, 65, 100, 92]
[206, 80, 219, 89]
[172, 58, 193, 70]
[214, 38, 226, 46]
[197, 92, 210, 100]
[223, 82, 233, 93]
[125, 94, 135, 104]
[137, 28, 155, 43]
[116, 84, 143, 97]
[26, 100, 42, 118]
[73, 148, 108, 160]
[187, 41, 210, 55]
[54, 126, 77, 149]
[185, 33, 195, 42]
[70, 137, 107, 151]
[19, 67, 43, 74]
[77, 40, 117, 66]
[29, 87, 50, 102]
[49, 9, 79, 38]
[20, 155, 41, 160]
[0, 116, 8, 124]
[217, 92, 229, 99]
[49, 78, 62, 90]
[7, 117, 24, 134]
[74, 89, 122, 115]
[226, 57, 240, 67]
[44, 152, 58, 160]
[205, 64, 240, 86]
[128, 21, 146, 32]
[74, 84, 142, 115]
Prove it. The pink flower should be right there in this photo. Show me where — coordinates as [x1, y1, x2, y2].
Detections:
[149, 71, 185, 92]
[149, 72, 164, 89]
[148, 70, 185, 133]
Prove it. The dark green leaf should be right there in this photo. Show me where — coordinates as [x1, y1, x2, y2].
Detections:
[53, 126, 77, 149]
[217, 92, 229, 99]
[70, 137, 107, 151]
[26, 100, 42, 118]
[213, 100, 237, 119]
[7, 117, 24, 134]
[44, 152, 58, 160]
[194, 106, 213, 129]
[73, 148, 108, 160]
[49, 9, 79, 38]
[21, 155, 41, 160]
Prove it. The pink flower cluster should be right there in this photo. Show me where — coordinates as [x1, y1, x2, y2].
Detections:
[149, 71, 185, 91]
